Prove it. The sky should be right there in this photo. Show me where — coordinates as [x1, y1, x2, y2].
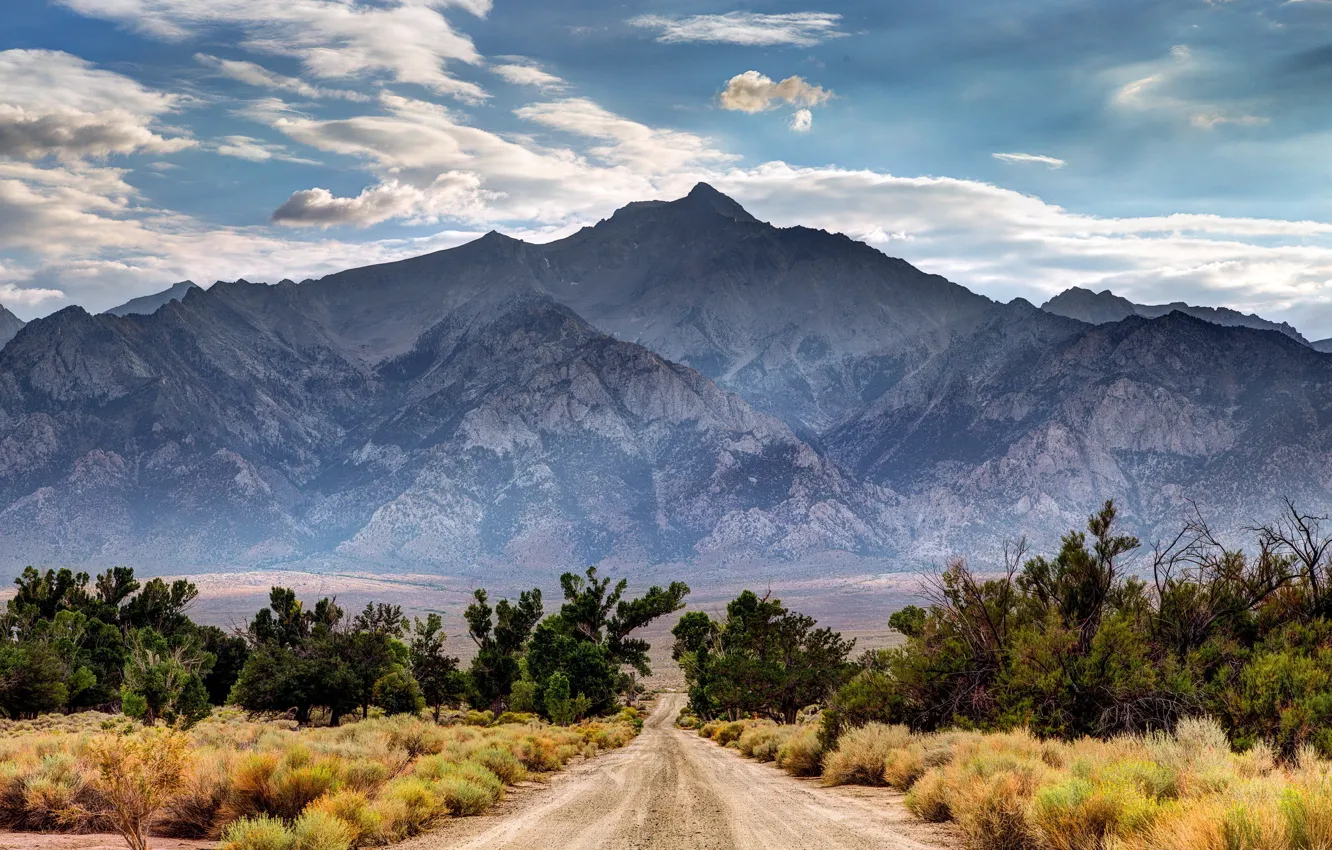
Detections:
[6, 0, 1332, 337]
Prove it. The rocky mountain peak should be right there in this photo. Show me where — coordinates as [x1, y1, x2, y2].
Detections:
[0, 303, 26, 349]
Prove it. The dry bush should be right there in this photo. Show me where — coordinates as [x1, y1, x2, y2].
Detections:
[822, 723, 914, 788]
[775, 725, 824, 776]
[83, 728, 191, 850]
[0, 707, 639, 846]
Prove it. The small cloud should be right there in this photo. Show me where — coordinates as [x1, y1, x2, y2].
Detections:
[720, 71, 832, 114]
[213, 135, 320, 165]
[0, 282, 65, 307]
[195, 54, 370, 102]
[491, 60, 566, 91]
[789, 108, 813, 132]
[628, 12, 845, 47]
[992, 152, 1066, 169]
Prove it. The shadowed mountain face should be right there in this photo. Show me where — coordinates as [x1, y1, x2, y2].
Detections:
[104, 281, 202, 317]
[0, 305, 24, 349]
[1, 184, 1330, 573]
[1042, 286, 1309, 345]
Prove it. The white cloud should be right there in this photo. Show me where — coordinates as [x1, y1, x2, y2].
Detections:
[213, 135, 321, 164]
[789, 109, 813, 132]
[719, 71, 832, 114]
[0, 50, 195, 160]
[992, 152, 1065, 168]
[196, 54, 370, 101]
[57, 0, 489, 102]
[515, 98, 737, 173]
[491, 60, 566, 91]
[263, 93, 736, 226]
[628, 12, 844, 47]
[272, 173, 494, 227]
[0, 283, 64, 307]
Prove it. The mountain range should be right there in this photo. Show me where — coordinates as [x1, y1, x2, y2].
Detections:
[1, 183, 1329, 575]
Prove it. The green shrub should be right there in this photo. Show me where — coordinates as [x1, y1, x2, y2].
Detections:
[290, 809, 353, 850]
[219, 814, 292, 850]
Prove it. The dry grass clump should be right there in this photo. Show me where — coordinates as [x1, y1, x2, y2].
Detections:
[713, 712, 1332, 850]
[1, 709, 638, 847]
[821, 723, 914, 787]
[697, 717, 826, 776]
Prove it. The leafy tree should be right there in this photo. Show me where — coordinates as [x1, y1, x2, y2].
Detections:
[543, 671, 591, 726]
[0, 639, 70, 718]
[526, 567, 689, 720]
[119, 628, 211, 727]
[408, 614, 466, 721]
[674, 590, 854, 723]
[230, 588, 359, 725]
[465, 588, 542, 715]
[373, 667, 426, 716]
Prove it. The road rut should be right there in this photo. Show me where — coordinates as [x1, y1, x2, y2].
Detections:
[409, 693, 951, 850]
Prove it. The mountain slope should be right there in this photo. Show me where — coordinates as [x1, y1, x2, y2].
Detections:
[536, 183, 997, 432]
[0, 273, 894, 570]
[1042, 286, 1308, 345]
[104, 281, 202, 316]
[0, 305, 24, 349]
[827, 311, 1332, 550]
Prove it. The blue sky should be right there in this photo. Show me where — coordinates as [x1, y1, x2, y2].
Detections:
[6, 0, 1332, 337]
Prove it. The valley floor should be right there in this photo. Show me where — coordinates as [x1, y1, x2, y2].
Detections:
[405, 693, 952, 850]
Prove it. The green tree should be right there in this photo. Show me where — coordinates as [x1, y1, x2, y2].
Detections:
[0, 640, 70, 718]
[674, 590, 854, 723]
[408, 614, 466, 721]
[465, 588, 542, 715]
[119, 628, 211, 727]
[373, 667, 426, 716]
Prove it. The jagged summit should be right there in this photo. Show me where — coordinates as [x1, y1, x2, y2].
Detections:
[1041, 285, 1309, 345]
[681, 182, 760, 223]
[105, 281, 201, 317]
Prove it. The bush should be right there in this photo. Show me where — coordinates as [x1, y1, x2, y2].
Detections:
[270, 763, 341, 820]
[821, 723, 913, 787]
[290, 808, 353, 850]
[84, 728, 191, 850]
[714, 721, 746, 747]
[775, 726, 824, 777]
[219, 814, 292, 850]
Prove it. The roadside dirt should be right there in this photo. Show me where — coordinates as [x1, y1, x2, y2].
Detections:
[406, 692, 954, 850]
[0, 837, 210, 850]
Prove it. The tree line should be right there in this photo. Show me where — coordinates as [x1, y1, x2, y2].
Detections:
[826, 499, 1332, 756]
[0, 564, 687, 727]
[671, 500, 1332, 762]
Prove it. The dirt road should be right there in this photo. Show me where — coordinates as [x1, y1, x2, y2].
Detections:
[410, 693, 951, 850]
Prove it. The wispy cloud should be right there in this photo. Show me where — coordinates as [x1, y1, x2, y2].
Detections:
[57, 0, 490, 102]
[491, 59, 567, 91]
[992, 152, 1065, 168]
[196, 54, 370, 101]
[628, 12, 844, 47]
[789, 108, 813, 132]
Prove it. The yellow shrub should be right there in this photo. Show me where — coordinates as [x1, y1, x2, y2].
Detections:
[775, 725, 824, 777]
[290, 808, 353, 850]
[822, 723, 914, 787]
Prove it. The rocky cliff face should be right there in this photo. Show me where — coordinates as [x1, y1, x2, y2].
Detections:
[1, 184, 1329, 573]
[0, 267, 895, 571]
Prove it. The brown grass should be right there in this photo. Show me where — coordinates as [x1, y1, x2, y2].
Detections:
[0, 707, 638, 847]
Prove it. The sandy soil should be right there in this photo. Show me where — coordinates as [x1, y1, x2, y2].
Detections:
[403, 692, 954, 850]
